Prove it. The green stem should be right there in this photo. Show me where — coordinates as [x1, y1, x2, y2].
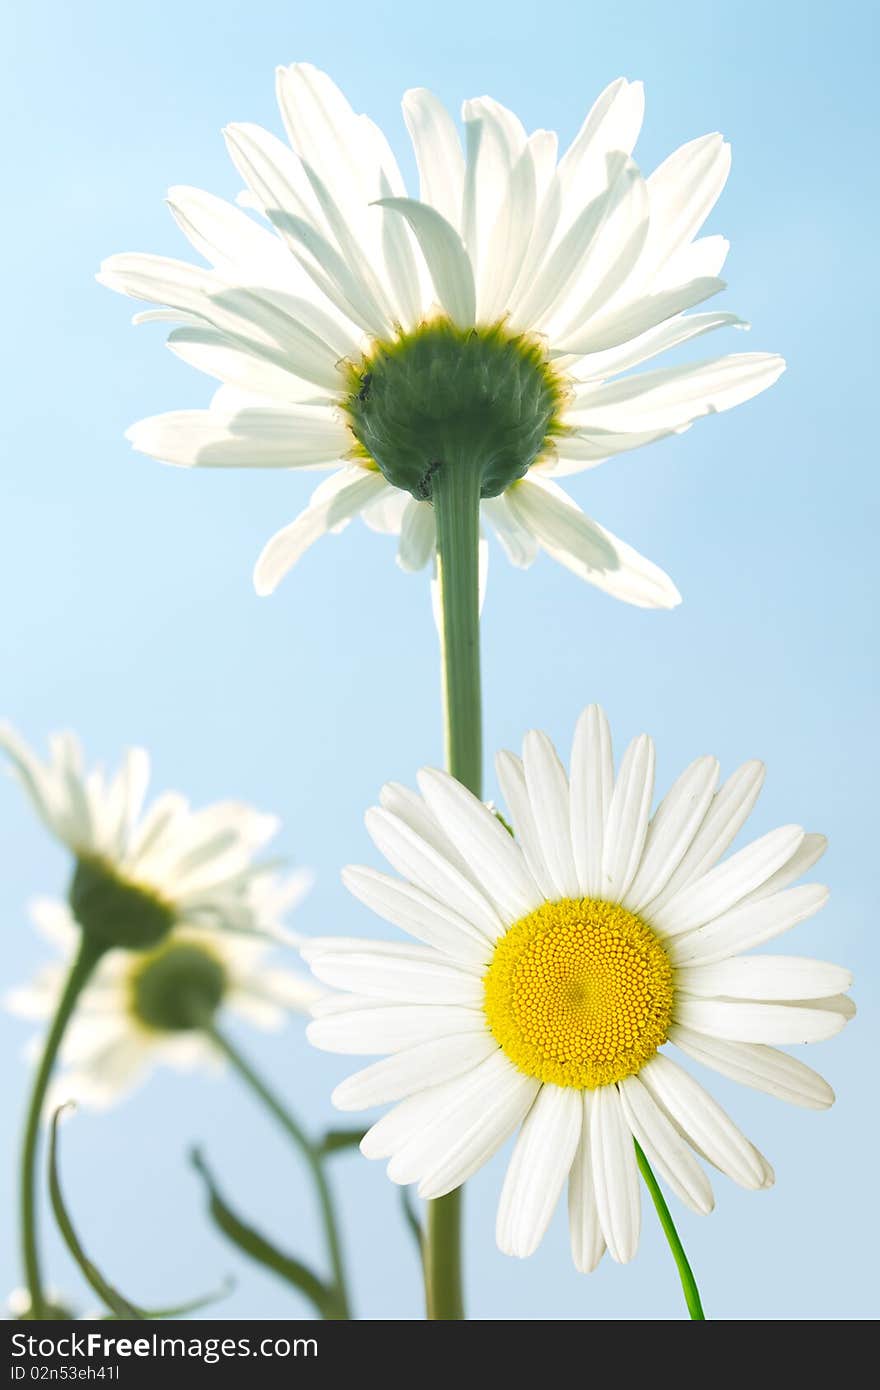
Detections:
[424, 456, 483, 1321]
[203, 1020, 351, 1320]
[20, 934, 105, 1319]
[634, 1139, 706, 1320]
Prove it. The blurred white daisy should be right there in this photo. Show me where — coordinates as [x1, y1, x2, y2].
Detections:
[100, 64, 784, 609]
[6, 895, 320, 1108]
[303, 705, 852, 1269]
[0, 724, 293, 948]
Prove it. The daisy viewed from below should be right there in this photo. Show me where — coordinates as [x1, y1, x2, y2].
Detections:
[0, 723, 291, 949]
[101, 64, 784, 608]
[303, 705, 852, 1269]
[6, 895, 320, 1108]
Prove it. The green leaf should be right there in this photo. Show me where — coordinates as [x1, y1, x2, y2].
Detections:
[103, 1278, 235, 1320]
[48, 1106, 142, 1320]
[315, 1127, 367, 1158]
[191, 1149, 340, 1319]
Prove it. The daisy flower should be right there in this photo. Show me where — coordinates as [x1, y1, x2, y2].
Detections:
[1, 723, 291, 950]
[6, 894, 320, 1108]
[100, 65, 784, 608]
[303, 705, 852, 1268]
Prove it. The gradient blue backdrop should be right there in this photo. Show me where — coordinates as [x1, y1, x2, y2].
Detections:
[2, 0, 876, 1321]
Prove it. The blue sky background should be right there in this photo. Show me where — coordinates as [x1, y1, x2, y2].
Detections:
[2, 0, 876, 1321]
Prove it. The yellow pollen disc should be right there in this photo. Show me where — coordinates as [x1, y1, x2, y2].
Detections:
[483, 898, 674, 1089]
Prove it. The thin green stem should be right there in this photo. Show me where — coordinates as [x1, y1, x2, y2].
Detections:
[424, 456, 484, 1321]
[20, 934, 105, 1319]
[203, 1020, 351, 1320]
[634, 1139, 706, 1320]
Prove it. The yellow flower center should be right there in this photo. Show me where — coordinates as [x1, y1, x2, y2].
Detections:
[483, 898, 674, 1089]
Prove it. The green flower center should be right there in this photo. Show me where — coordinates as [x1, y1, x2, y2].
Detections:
[344, 318, 566, 500]
[69, 856, 176, 951]
[129, 941, 228, 1032]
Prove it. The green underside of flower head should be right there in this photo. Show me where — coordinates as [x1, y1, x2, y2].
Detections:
[129, 940, 228, 1032]
[69, 856, 177, 951]
[344, 317, 567, 500]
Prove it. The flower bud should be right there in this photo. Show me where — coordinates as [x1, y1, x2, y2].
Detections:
[69, 856, 176, 951]
[130, 940, 227, 1031]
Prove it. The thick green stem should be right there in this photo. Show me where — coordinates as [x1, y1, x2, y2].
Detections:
[424, 457, 483, 1321]
[634, 1140, 706, 1320]
[204, 1020, 351, 1320]
[20, 934, 105, 1318]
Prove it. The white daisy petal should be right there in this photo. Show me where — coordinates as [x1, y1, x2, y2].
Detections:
[570, 704, 614, 898]
[341, 864, 492, 964]
[601, 734, 655, 900]
[167, 327, 328, 404]
[675, 955, 851, 1001]
[571, 310, 745, 383]
[521, 731, 580, 899]
[741, 832, 828, 904]
[301, 942, 482, 1006]
[402, 88, 465, 230]
[126, 407, 349, 470]
[668, 882, 829, 967]
[397, 500, 436, 572]
[364, 806, 504, 940]
[675, 997, 847, 1045]
[624, 756, 720, 910]
[254, 467, 390, 595]
[652, 825, 805, 938]
[669, 1024, 835, 1110]
[309, 1003, 484, 1056]
[568, 1092, 606, 1272]
[496, 1084, 582, 1258]
[569, 353, 786, 433]
[416, 767, 542, 920]
[645, 760, 766, 914]
[618, 1074, 714, 1214]
[639, 1053, 766, 1189]
[332, 1032, 496, 1110]
[481, 494, 539, 567]
[590, 1084, 641, 1263]
[495, 750, 558, 899]
[643, 133, 731, 279]
[376, 198, 476, 327]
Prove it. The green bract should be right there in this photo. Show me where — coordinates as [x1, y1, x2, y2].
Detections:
[68, 856, 176, 951]
[130, 941, 227, 1032]
[344, 319, 565, 501]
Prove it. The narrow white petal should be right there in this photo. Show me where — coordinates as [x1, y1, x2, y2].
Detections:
[601, 734, 655, 900]
[652, 825, 804, 938]
[590, 1085, 641, 1263]
[416, 768, 542, 921]
[402, 88, 465, 230]
[332, 1033, 496, 1110]
[571, 310, 745, 383]
[303, 944, 482, 1006]
[364, 807, 504, 940]
[741, 832, 828, 904]
[618, 1075, 714, 1214]
[643, 133, 731, 279]
[669, 1024, 835, 1109]
[522, 731, 580, 899]
[668, 882, 829, 967]
[397, 500, 436, 572]
[481, 494, 540, 567]
[625, 757, 720, 910]
[387, 1052, 540, 1196]
[645, 760, 765, 914]
[126, 406, 348, 470]
[496, 1085, 582, 1258]
[557, 276, 725, 358]
[341, 865, 492, 965]
[507, 478, 681, 609]
[308, 1002, 483, 1056]
[376, 198, 476, 327]
[674, 997, 847, 1045]
[495, 751, 558, 899]
[639, 1053, 766, 1189]
[254, 468, 389, 595]
[569, 704, 614, 898]
[568, 1092, 606, 1272]
[676, 955, 851, 1001]
[167, 327, 328, 404]
[570, 353, 786, 433]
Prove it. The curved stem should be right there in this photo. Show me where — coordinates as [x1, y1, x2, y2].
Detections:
[20, 934, 105, 1319]
[203, 1020, 351, 1320]
[634, 1140, 706, 1320]
[424, 456, 483, 1321]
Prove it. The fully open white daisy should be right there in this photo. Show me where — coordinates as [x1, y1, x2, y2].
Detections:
[6, 895, 320, 1108]
[100, 64, 784, 608]
[303, 705, 852, 1268]
[1, 724, 292, 949]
